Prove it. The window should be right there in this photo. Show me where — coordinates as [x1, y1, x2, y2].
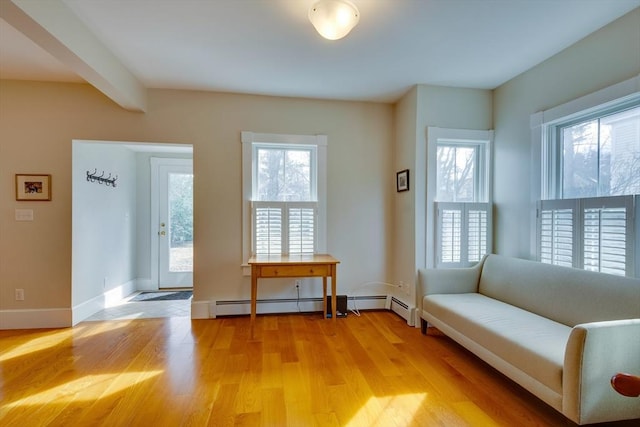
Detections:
[242, 132, 327, 259]
[427, 128, 493, 268]
[556, 106, 640, 199]
[538, 91, 639, 277]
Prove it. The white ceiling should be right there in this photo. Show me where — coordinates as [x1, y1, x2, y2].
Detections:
[1, 0, 639, 106]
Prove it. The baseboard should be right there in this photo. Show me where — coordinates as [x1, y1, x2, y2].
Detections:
[191, 300, 213, 319]
[136, 278, 155, 291]
[214, 297, 325, 317]
[72, 279, 137, 325]
[0, 308, 72, 329]
[195, 295, 389, 319]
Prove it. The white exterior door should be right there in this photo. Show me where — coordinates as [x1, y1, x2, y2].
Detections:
[152, 158, 193, 288]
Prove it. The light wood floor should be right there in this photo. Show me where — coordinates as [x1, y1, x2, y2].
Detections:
[1, 311, 637, 427]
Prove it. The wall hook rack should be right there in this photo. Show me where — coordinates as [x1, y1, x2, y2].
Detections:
[86, 168, 118, 187]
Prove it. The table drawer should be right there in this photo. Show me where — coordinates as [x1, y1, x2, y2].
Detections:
[260, 264, 328, 277]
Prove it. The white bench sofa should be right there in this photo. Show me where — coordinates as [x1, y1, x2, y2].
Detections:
[418, 254, 640, 425]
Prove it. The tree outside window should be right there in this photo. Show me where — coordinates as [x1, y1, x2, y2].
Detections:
[436, 145, 477, 202]
[256, 147, 312, 202]
[561, 106, 640, 199]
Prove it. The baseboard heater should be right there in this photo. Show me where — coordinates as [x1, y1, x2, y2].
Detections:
[389, 296, 416, 326]
[214, 295, 388, 317]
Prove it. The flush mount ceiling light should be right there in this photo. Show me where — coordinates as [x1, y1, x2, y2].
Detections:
[308, 0, 360, 41]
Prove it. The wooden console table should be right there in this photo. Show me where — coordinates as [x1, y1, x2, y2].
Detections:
[247, 254, 340, 330]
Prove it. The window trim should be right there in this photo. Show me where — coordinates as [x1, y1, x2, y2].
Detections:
[241, 131, 327, 262]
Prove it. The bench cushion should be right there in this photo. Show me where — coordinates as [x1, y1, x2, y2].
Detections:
[423, 293, 571, 394]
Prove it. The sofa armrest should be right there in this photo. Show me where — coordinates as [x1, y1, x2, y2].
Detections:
[563, 319, 640, 425]
[417, 260, 484, 318]
[417, 261, 483, 297]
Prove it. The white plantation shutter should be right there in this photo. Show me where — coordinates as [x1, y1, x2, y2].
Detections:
[288, 204, 316, 254]
[440, 207, 461, 264]
[252, 201, 317, 255]
[468, 208, 488, 262]
[436, 202, 491, 267]
[253, 203, 283, 255]
[537, 196, 633, 276]
[538, 200, 575, 267]
[582, 197, 633, 276]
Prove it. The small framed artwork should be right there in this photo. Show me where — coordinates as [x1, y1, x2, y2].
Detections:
[396, 169, 409, 192]
[15, 174, 52, 201]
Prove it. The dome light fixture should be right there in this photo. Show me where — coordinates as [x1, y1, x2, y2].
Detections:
[308, 0, 360, 41]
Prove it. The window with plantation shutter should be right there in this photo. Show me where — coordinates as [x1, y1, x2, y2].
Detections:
[536, 93, 638, 277]
[427, 128, 493, 269]
[436, 202, 490, 268]
[242, 132, 327, 260]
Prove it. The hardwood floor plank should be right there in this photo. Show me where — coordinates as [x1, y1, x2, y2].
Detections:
[260, 388, 287, 426]
[2, 311, 638, 426]
[207, 382, 239, 427]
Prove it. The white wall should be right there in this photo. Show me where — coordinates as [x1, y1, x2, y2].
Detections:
[72, 141, 137, 321]
[393, 85, 493, 315]
[493, 8, 640, 259]
[0, 83, 393, 327]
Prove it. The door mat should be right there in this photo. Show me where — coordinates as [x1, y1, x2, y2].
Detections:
[130, 291, 192, 302]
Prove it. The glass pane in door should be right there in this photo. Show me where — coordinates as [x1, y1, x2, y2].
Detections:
[168, 172, 193, 272]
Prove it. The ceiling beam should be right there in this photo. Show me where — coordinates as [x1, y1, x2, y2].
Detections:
[0, 0, 147, 112]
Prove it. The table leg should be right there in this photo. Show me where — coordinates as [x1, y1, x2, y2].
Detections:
[322, 276, 327, 319]
[250, 266, 257, 336]
[331, 264, 337, 329]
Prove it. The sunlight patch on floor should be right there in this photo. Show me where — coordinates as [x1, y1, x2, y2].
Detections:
[73, 318, 135, 339]
[2, 371, 163, 408]
[345, 392, 428, 427]
[0, 328, 78, 362]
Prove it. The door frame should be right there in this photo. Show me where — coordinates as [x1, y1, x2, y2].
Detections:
[150, 157, 194, 289]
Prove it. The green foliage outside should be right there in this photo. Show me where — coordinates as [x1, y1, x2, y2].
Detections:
[169, 173, 193, 244]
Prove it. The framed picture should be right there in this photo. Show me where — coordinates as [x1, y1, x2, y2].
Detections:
[15, 174, 52, 201]
[396, 169, 409, 192]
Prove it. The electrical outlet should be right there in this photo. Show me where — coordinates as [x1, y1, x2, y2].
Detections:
[15, 288, 25, 301]
[294, 279, 301, 288]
